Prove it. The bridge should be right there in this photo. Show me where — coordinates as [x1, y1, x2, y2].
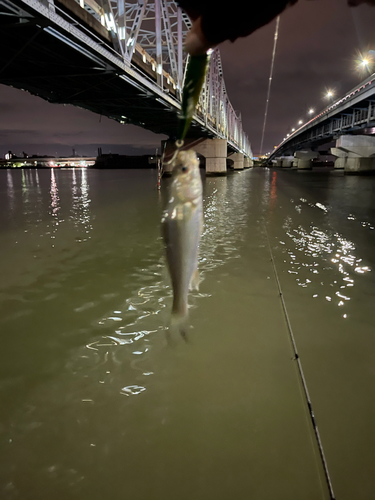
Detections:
[0, 0, 252, 174]
[268, 72, 375, 174]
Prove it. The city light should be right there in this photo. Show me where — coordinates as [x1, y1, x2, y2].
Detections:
[291, 128, 295, 132]
[308, 108, 314, 114]
[326, 90, 334, 99]
[298, 120, 303, 125]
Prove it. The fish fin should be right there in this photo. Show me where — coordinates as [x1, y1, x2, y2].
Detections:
[169, 310, 189, 342]
[189, 268, 200, 291]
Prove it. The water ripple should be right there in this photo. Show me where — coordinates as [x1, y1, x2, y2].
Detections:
[281, 203, 372, 317]
[120, 385, 146, 396]
[69, 172, 254, 394]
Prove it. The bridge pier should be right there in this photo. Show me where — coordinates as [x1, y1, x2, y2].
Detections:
[194, 138, 227, 175]
[334, 158, 346, 169]
[294, 149, 318, 170]
[281, 156, 294, 168]
[245, 157, 254, 168]
[331, 135, 375, 174]
[161, 138, 252, 176]
[330, 148, 346, 170]
[229, 152, 244, 170]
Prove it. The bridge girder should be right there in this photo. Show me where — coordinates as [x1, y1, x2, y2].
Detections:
[269, 75, 375, 161]
[0, 0, 252, 156]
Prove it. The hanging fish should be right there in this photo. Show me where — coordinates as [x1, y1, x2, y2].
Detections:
[162, 149, 203, 338]
[161, 52, 211, 339]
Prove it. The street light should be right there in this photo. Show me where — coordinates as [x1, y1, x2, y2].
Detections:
[298, 120, 303, 125]
[358, 56, 372, 75]
[354, 49, 374, 75]
[291, 128, 295, 132]
[308, 108, 314, 115]
[324, 90, 335, 104]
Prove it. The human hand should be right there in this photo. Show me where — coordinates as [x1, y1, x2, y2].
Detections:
[178, 0, 375, 55]
[177, 0, 296, 55]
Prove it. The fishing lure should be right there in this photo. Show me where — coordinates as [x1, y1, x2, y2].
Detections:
[176, 51, 211, 145]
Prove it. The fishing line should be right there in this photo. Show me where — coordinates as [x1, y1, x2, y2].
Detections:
[259, 16, 280, 157]
[263, 220, 336, 500]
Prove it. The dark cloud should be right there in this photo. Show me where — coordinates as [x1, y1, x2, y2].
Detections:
[1, 0, 375, 157]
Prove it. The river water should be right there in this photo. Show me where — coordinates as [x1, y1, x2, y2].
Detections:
[0, 166, 374, 500]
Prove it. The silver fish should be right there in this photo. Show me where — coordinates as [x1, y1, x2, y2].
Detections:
[162, 149, 203, 337]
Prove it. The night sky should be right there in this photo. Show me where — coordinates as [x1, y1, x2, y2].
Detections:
[1, 0, 375, 158]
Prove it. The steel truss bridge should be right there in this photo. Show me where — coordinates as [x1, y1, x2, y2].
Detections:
[0, 0, 251, 156]
[269, 72, 375, 160]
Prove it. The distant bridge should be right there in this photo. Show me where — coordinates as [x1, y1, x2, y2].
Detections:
[0, 0, 252, 173]
[269, 73, 375, 173]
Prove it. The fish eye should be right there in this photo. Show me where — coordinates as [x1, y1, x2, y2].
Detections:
[181, 166, 188, 173]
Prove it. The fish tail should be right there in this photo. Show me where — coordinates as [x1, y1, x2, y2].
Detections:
[170, 304, 189, 341]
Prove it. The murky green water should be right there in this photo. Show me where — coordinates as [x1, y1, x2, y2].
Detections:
[0, 167, 374, 500]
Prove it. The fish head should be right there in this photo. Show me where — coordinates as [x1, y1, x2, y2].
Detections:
[171, 150, 202, 203]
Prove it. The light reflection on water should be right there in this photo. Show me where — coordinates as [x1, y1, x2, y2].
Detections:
[1, 168, 375, 500]
[278, 197, 371, 317]
[259, 169, 375, 500]
[49, 169, 61, 245]
[7, 170, 15, 213]
[70, 168, 93, 239]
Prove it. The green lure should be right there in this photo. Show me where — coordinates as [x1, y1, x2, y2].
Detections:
[176, 52, 211, 145]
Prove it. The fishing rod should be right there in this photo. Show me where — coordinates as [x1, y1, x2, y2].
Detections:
[263, 219, 336, 500]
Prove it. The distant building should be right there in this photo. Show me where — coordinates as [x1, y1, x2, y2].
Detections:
[0, 154, 95, 168]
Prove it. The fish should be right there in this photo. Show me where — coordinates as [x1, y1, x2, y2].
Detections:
[162, 149, 203, 338]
